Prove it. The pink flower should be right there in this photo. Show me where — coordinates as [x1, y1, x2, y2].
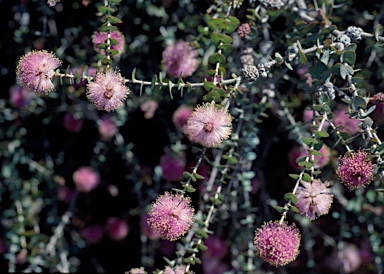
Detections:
[296, 179, 333, 220]
[140, 100, 158, 119]
[302, 108, 329, 130]
[57, 186, 76, 202]
[254, 221, 300, 267]
[333, 107, 360, 135]
[16, 50, 62, 95]
[82, 225, 104, 244]
[172, 105, 192, 131]
[9, 84, 34, 108]
[72, 166, 100, 192]
[98, 115, 118, 140]
[63, 112, 84, 132]
[86, 69, 130, 112]
[105, 217, 129, 241]
[128, 267, 147, 274]
[162, 41, 199, 78]
[160, 152, 186, 181]
[186, 102, 232, 147]
[163, 265, 194, 274]
[141, 213, 160, 240]
[147, 192, 194, 241]
[237, 23, 251, 38]
[338, 244, 362, 273]
[288, 145, 331, 171]
[92, 30, 125, 58]
[336, 151, 375, 189]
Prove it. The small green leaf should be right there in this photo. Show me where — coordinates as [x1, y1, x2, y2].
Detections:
[183, 171, 192, 179]
[108, 38, 118, 45]
[298, 161, 313, 168]
[284, 192, 298, 203]
[106, 49, 119, 55]
[271, 205, 285, 213]
[101, 58, 112, 65]
[314, 130, 329, 138]
[203, 90, 220, 102]
[208, 53, 226, 64]
[98, 6, 115, 13]
[107, 15, 122, 24]
[352, 96, 367, 110]
[204, 81, 216, 91]
[289, 174, 300, 179]
[211, 33, 232, 45]
[197, 244, 208, 251]
[340, 63, 354, 79]
[298, 50, 308, 64]
[184, 185, 196, 192]
[218, 22, 237, 33]
[309, 149, 324, 157]
[301, 137, 319, 145]
[289, 205, 300, 213]
[374, 24, 383, 42]
[217, 43, 233, 54]
[193, 172, 205, 180]
[302, 173, 311, 182]
[99, 25, 118, 32]
[227, 15, 240, 25]
[341, 51, 356, 66]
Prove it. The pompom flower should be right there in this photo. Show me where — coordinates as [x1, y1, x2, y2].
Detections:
[72, 166, 100, 192]
[147, 192, 194, 241]
[92, 30, 125, 58]
[9, 85, 34, 108]
[105, 217, 129, 241]
[98, 115, 118, 141]
[296, 179, 333, 220]
[128, 267, 148, 274]
[163, 265, 193, 274]
[63, 112, 83, 133]
[172, 105, 192, 131]
[186, 102, 232, 147]
[16, 50, 62, 95]
[336, 151, 375, 189]
[160, 152, 186, 181]
[254, 221, 300, 267]
[82, 225, 104, 245]
[333, 107, 360, 135]
[86, 69, 130, 112]
[162, 41, 199, 78]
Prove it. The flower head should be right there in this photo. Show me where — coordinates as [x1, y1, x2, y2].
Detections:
[9, 85, 34, 108]
[163, 265, 193, 274]
[92, 30, 125, 58]
[162, 41, 199, 78]
[98, 115, 118, 140]
[140, 100, 158, 119]
[63, 112, 84, 133]
[186, 102, 232, 147]
[147, 192, 194, 241]
[172, 105, 192, 132]
[254, 221, 300, 267]
[105, 217, 129, 241]
[336, 151, 375, 189]
[296, 179, 333, 220]
[16, 50, 61, 95]
[160, 152, 186, 181]
[73, 166, 100, 192]
[86, 69, 130, 112]
[333, 107, 360, 135]
[128, 267, 147, 274]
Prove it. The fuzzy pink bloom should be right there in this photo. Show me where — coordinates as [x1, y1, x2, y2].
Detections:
[333, 107, 360, 135]
[302, 108, 329, 130]
[141, 213, 160, 240]
[172, 105, 193, 131]
[63, 112, 84, 132]
[140, 100, 158, 119]
[9, 84, 34, 108]
[254, 221, 300, 267]
[288, 145, 331, 171]
[296, 179, 333, 220]
[336, 151, 375, 189]
[127, 267, 147, 274]
[160, 152, 186, 181]
[98, 115, 118, 140]
[82, 225, 104, 244]
[162, 41, 199, 78]
[186, 102, 232, 147]
[57, 186, 76, 202]
[338, 244, 362, 273]
[105, 217, 129, 241]
[86, 69, 130, 112]
[92, 30, 125, 58]
[147, 192, 194, 241]
[16, 50, 62, 95]
[163, 265, 194, 274]
[72, 166, 100, 192]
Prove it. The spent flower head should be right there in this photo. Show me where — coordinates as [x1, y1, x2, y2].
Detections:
[86, 69, 130, 112]
[147, 192, 194, 241]
[162, 40, 199, 78]
[16, 50, 62, 95]
[92, 30, 125, 58]
[160, 152, 186, 181]
[296, 179, 333, 220]
[186, 102, 232, 147]
[254, 221, 300, 267]
[336, 150, 375, 189]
